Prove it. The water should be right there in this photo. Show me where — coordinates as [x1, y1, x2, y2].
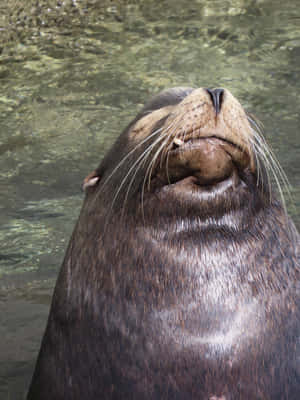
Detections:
[0, 0, 299, 398]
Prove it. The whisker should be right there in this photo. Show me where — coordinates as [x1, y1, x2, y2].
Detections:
[161, 120, 185, 185]
[254, 131, 292, 193]
[257, 138, 291, 212]
[110, 133, 167, 218]
[141, 120, 181, 219]
[147, 132, 172, 189]
[145, 120, 181, 190]
[253, 131, 291, 193]
[121, 134, 168, 217]
[249, 136, 272, 200]
[247, 113, 264, 135]
[101, 126, 164, 191]
[248, 114, 292, 209]
[165, 146, 172, 185]
[247, 115, 268, 189]
[249, 132, 291, 211]
[252, 138, 262, 188]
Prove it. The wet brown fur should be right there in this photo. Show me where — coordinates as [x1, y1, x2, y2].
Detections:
[27, 87, 299, 400]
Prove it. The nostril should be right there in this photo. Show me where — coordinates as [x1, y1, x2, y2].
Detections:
[206, 88, 224, 114]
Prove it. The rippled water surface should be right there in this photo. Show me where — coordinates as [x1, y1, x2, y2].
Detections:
[0, 0, 299, 398]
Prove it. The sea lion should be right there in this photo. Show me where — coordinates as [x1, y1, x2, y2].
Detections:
[27, 87, 299, 399]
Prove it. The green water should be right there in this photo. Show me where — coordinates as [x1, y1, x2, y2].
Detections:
[0, 0, 299, 398]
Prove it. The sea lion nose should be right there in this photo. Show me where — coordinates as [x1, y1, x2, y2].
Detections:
[206, 88, 224, 114]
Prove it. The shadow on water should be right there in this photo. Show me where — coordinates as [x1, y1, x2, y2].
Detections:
[0, 0, 299, 398]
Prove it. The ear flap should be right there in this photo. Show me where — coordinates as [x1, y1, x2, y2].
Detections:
[82, 170, 101, 192]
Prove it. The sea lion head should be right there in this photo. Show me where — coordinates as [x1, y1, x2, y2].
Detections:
[27, 88, 298, 400]
[82, 87, 280, 223]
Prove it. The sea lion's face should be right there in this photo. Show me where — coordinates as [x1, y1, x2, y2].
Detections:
[130, 88, 253, 187]
[84, 87, 270, 216]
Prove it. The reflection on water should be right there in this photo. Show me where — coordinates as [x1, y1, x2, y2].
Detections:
[0, 0, 299, 398]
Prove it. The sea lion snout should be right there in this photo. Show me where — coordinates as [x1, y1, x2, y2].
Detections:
[161, 88, 254, 156]
[152, 88, 253, 187]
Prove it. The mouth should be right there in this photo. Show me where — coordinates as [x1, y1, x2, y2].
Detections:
[155, 135, 250, 187]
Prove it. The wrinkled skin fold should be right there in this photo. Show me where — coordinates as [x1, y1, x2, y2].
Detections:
[27, 87, 300, 400]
